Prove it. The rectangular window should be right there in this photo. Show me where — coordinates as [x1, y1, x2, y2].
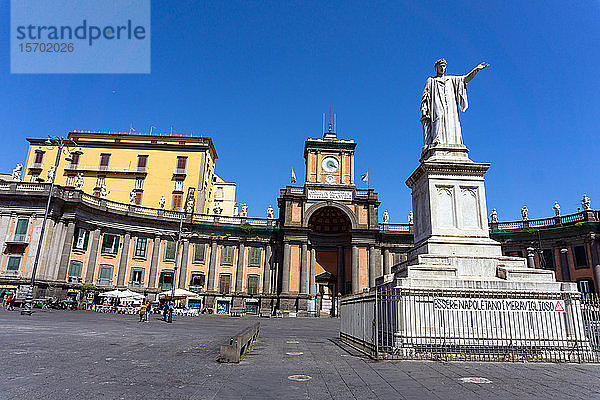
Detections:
[101, 234, 120, 255]
[69, 152, 80, 168]
[218, 273, 231, 294]
[247, 274, 259, 295]
[174, 180, 184, 192]
[97, 265, 113, 286]
[392, 252, 406, 266]
[220, 245, 235, 265]
[134, 191, 142, 205]
[135, 177, 144, 190]
[137, 155, 148, 171]
[573, 245, 588, 268]
[248, 247, 261, 267]
[193, 243, 206, 263]
[159, 271, 173, 291]
[66, 175, 76, 186]
[130, 269, 144, 288]
[172, 193, 183, 210]
[96, 176, 105, 188]
[190, 273, 205, 292]
[176, 156, 187, 172]
[578, 279, 594, 293]
[67, 261, 83, 281]
[14, 218, 29, 242]
[164, 241, 177, 261]
[73, 228, 90, 250]
[34, 151, 44, 164]
[542, 249, 555, 270]
[99, 154, 110, 170]
[215, 187, 224, 200]
[134, 238, 147, 258]
[6, 256, 21, 272]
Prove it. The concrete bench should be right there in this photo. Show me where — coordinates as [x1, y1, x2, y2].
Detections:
[219, 322, 260, 363]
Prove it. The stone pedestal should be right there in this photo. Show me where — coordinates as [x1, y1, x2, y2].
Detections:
[388, 144, 568, 292]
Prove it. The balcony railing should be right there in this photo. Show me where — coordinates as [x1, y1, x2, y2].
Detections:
[173, 168, 187, 175]
[29, 162, 44, 169]
[64, 164, 148, 174]
[492, 211, 596, 232]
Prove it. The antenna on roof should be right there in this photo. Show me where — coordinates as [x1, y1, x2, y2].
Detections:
[170, 125, 173, 135]
[322, 113, 325, 134]
[334, 113, 337, 132]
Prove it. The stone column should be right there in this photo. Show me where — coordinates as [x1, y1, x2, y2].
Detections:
[526, 247, 536, 269]
[281, 242, 291, 293]
[147, 236, 161, 288]
[309, 247, 316, 295]
[85, 228, 101, 284]
[262, 244, 272, 294]
[368, 245, 375, 288]
[207, 240, 218, 292]
[337, 246, 344, 295]
[351, 245, 359, 294]
[591, 239, 600, 294]
[374, 247, 382, 279]
[116, 232, 131, 287]
[300, 243, 308, 294]
[178, 240, 190, 289]
[383, 248, 390, 275]
[235, 242, 246, 292]
[57, 221, 76, 281]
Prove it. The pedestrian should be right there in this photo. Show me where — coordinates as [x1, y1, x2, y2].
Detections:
[145, 302, 152, 322]
[139, 302, 147, 322]
[168, 302, 174, 323]
[163, 302, 169, 322]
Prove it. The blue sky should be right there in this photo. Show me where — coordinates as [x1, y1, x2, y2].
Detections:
[1, 1, 598, 222]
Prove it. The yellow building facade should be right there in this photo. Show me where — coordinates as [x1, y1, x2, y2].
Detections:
[24, 131, 220, 213]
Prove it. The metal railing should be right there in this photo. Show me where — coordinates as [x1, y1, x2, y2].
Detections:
[341, 288, 600, 363]
[494, 211, 594, 231]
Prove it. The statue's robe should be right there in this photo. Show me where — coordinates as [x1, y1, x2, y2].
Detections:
[420, 75, 468, 146]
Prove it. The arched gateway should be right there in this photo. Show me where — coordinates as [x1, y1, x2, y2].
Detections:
[275, 125, 382, 315]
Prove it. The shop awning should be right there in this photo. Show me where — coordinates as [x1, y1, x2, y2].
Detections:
[0, 285, 18, 289]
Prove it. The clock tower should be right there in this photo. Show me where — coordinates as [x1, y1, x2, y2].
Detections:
[304, 123, 356, 186]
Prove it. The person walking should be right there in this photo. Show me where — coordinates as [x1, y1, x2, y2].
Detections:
[139, 302, 147, 322]
[145, 302, 152, 322]
[163, 302, 169, 322]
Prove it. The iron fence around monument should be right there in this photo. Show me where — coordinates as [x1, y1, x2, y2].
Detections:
[340, 288, 600, 363]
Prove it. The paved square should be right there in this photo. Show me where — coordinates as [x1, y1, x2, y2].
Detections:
[1, 310, 599, 399]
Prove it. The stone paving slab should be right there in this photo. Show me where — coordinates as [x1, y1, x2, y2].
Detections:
[0, 309, 599, 399]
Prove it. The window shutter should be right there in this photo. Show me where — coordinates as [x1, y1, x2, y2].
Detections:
[83, 230, 90, 250]
[114, 235, 120, 253]
[73, 228, 79, 247]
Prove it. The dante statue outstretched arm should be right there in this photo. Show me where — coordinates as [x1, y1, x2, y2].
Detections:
[464, 62, 489, 83]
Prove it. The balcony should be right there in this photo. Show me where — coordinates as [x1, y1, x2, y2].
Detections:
[64, 164, 148, 175]
[67, 276, 82, 283]
[29, 162, 44, 170]
[173, 168, 187, 176]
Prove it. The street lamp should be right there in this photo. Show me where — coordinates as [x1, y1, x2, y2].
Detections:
[21, 136, 80, 315]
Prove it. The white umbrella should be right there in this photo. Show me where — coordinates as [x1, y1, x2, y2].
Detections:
[99, 289, 121, 298]
[158, 288, 199, 299]
[118, 289, 145, 300]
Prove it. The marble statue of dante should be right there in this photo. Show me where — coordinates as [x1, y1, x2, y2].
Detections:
[582, 194, 591, 211]
[420, 59, 489, 147]
[267, 205, 274, 219]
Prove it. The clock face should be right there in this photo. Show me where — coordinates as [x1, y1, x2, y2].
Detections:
[322, 156, 339, 173]
[325, 175, 335, 184]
